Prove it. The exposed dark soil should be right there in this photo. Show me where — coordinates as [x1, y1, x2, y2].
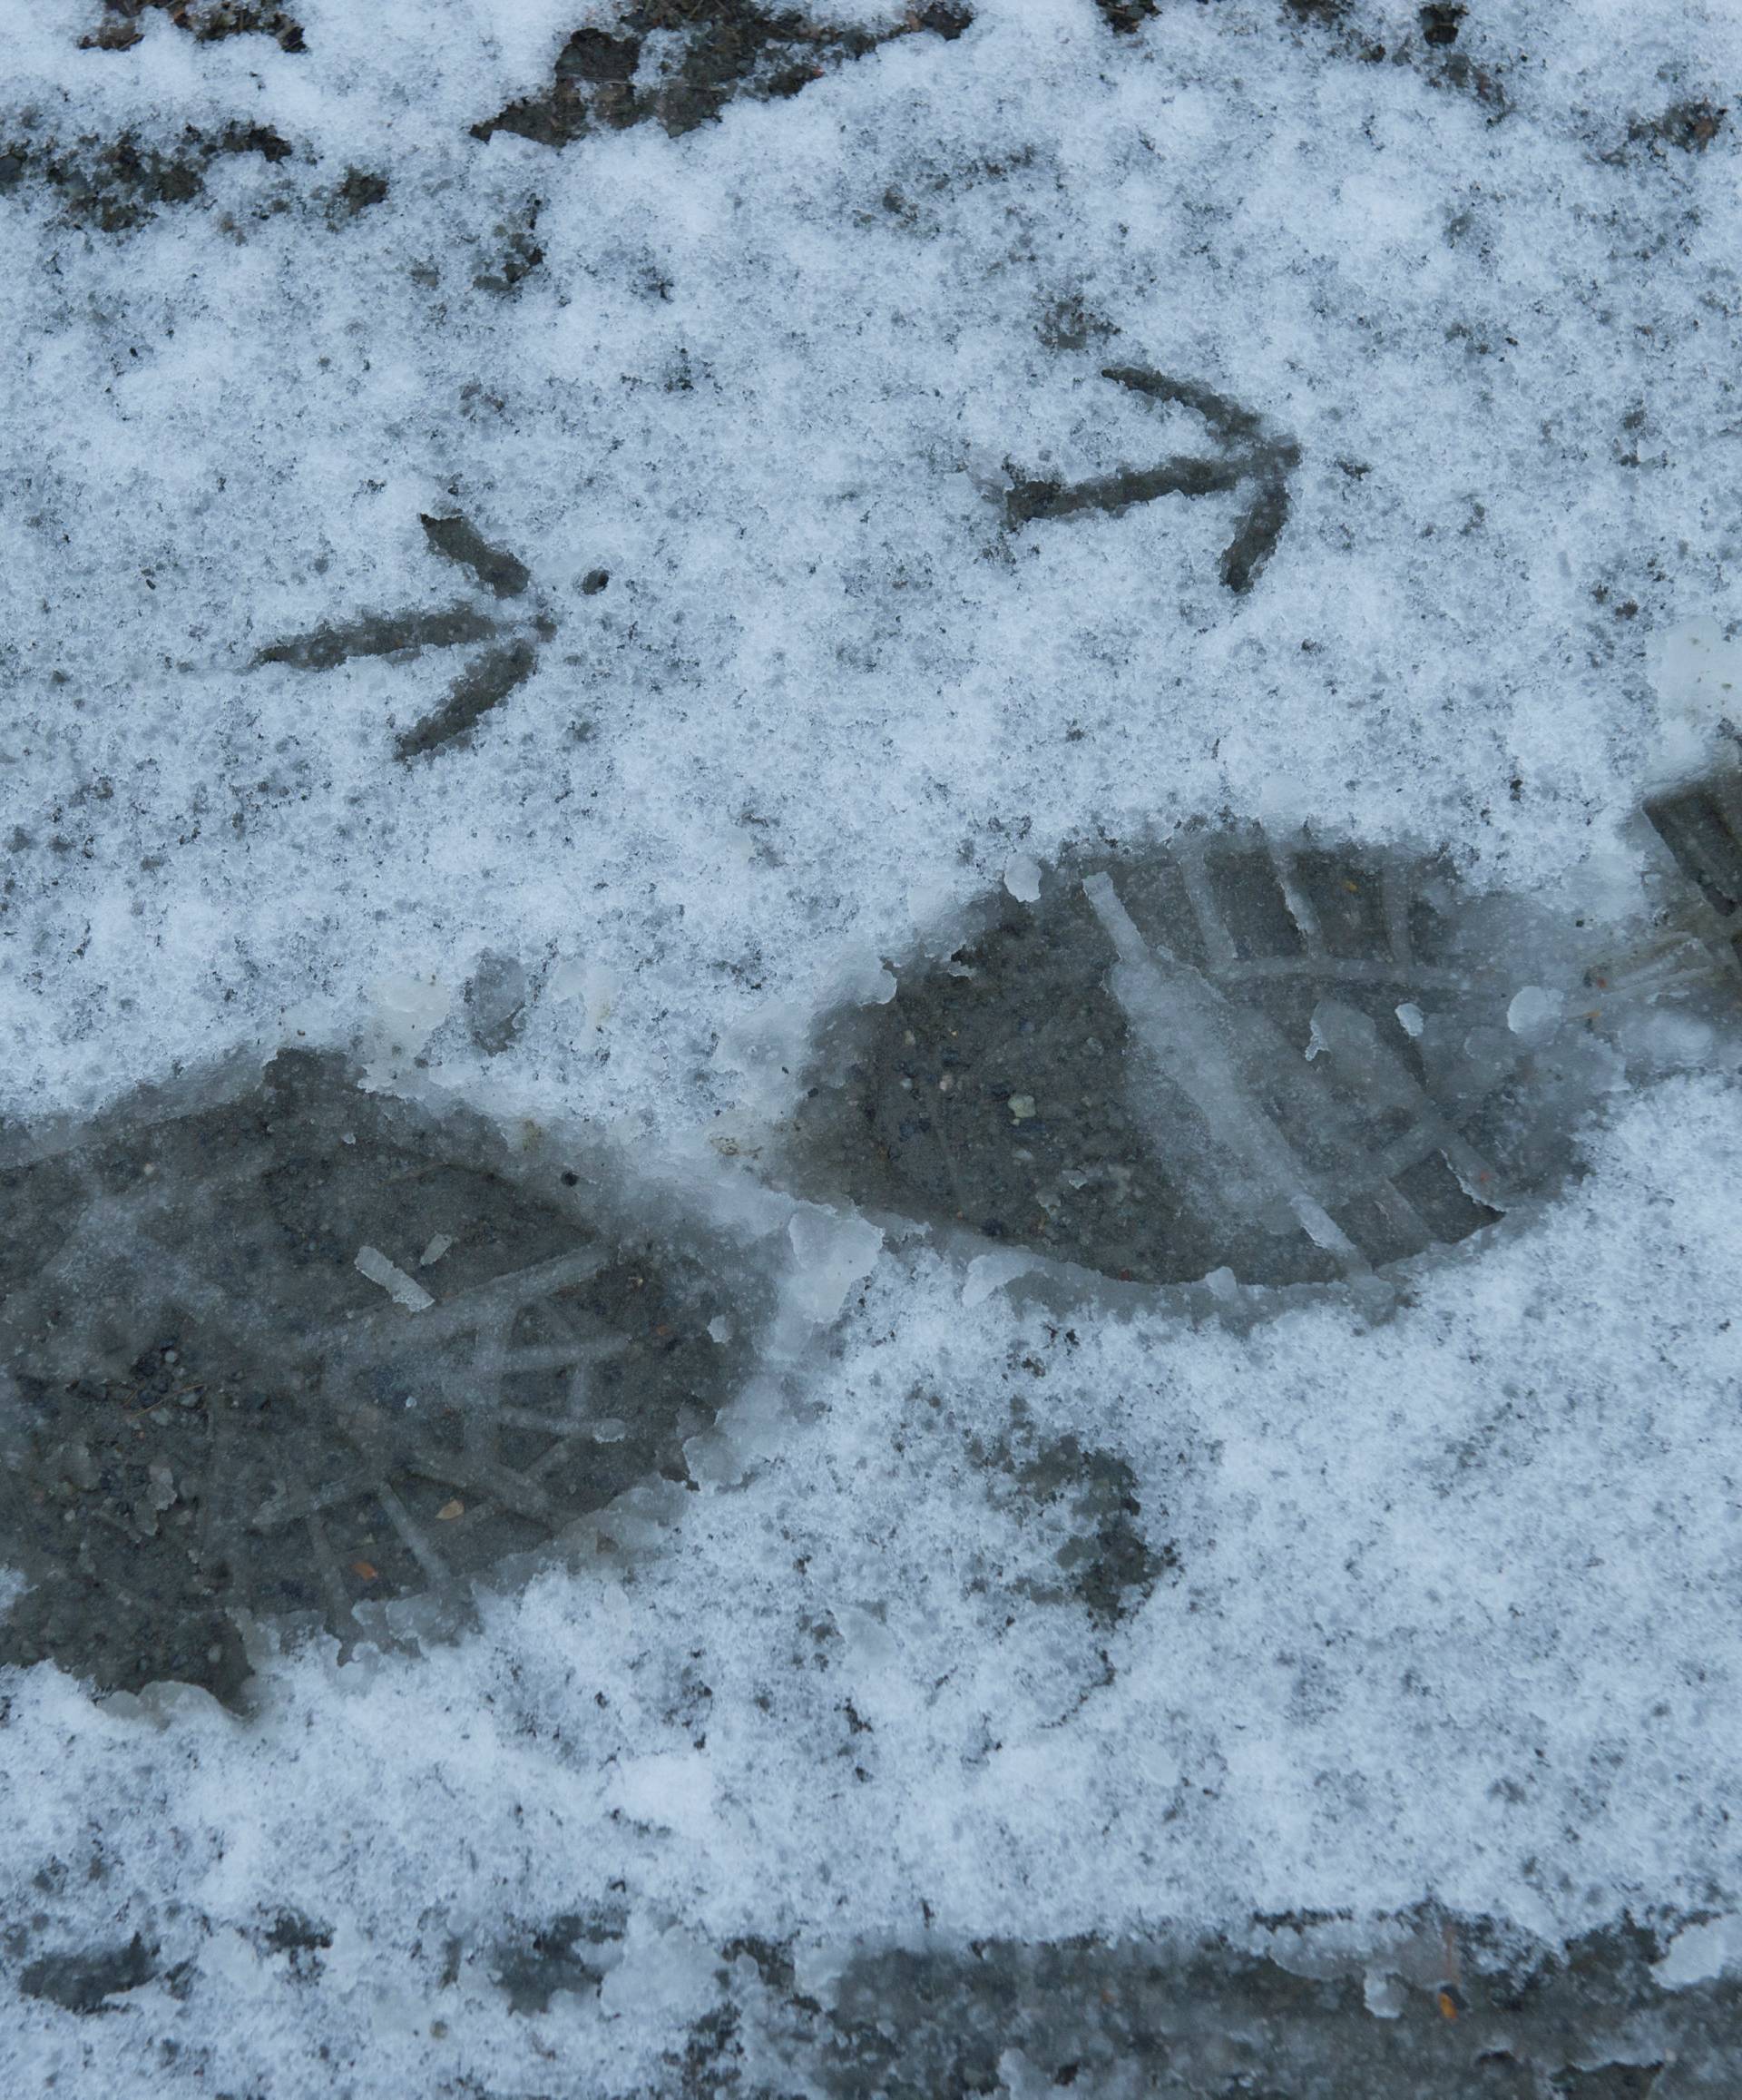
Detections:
[973, 1410, 1176, 1628]
[425, 1911, 1742, 2096]
[1626, 98, 1729, 157]
[81, 0, 306, 54]
[473, 1, 974, 148]
[1275, 0, 1509, 118]
[0, 121, 294, 233]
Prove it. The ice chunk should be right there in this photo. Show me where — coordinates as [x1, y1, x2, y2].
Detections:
[599, 1924, 719, 2024]
[354, 1245, 435, 1311]
[1655, 1915, 1742, 1988]
[1651, 617, 1742, 718]
[1085, 872, 1367, 1275]
[606, 1753, 715, 1844]
[464, 949, 528, 1056]
[547, 961, 617, 1032]
[1506, 985, 1562, 1037]
[962, 1249, 1038, 1307]
[1647, 618, 1742, 783]
[786, 1209, 883, 1325]
[362, 973, 451, 1087]
[1363, 1969, 1407, 2018]
[1003, 852, 1042, 904]
[964, 443, 1012, 497]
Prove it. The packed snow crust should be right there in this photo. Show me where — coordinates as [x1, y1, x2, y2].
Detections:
[3, 0, 1742, 2086]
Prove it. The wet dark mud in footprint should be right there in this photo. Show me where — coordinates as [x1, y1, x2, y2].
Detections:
[0, 1052, 756, 1705]
[787, 815, 1741, 1298]
[698, 1920, 1742, 2097]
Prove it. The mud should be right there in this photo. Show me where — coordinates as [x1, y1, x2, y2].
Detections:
[788, 829, 1577, 1291]
[0, 1052, 755, 1704]
[787, 804, 1742, 1300]
[713, 1920, 1737, 2097]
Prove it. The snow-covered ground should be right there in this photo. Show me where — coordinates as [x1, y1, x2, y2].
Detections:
[3, 0, 1741, 2090]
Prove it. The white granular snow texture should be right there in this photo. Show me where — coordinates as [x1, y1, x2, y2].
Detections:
[2, 0, 1741, 2087]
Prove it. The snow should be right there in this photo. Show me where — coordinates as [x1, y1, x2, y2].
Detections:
[3, 0, 1742, 2085]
